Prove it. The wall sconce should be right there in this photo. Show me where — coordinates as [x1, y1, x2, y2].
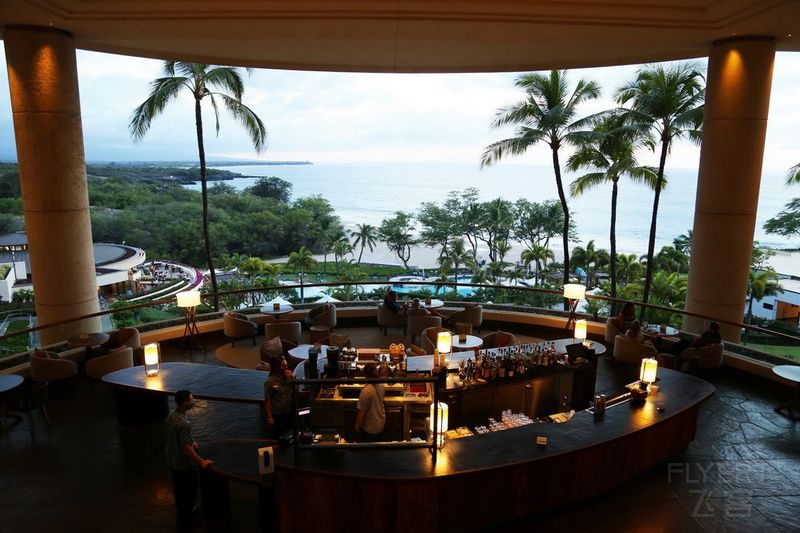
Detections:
[143, 342, 160, 377]
[562, 284, 586, 330]
[574, 319, 588, 345]
[429, 401, 449, 449]
[639, 357, 658, 391]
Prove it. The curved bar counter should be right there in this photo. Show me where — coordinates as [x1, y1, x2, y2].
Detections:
[273, 368, 714, 532]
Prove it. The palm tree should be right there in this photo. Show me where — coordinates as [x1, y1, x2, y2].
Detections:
[446, 238, 471, 293]
[616, 253, 643, 286]
[521, 244, 554, 285]
[350, 223, 379, 265]
[287, 246, 317, 303]
[672, 229, 693, 256]
[482, 70, 600, 299]
[332, 239, 354, 275]
[570, 240, 609, 290]
[746, 269, 782, 324]
[787, 163, 800, 185]
[130, 62, 267, 310]
[568, 112, 658, 307]
[616, 63, 705, 311]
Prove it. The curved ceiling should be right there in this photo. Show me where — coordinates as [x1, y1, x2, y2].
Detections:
[1, 1, 798, 72]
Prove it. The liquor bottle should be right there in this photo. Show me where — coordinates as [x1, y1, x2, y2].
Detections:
[507, 357, 515, 378]
[498, 357, 506, 378]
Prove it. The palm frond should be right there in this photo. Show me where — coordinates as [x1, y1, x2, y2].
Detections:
[219, 94, 268, 152]
[569, 172, 608, 196]
[206, 67, 246, 99]
[787, 163, 800, 186]
[129, 76, 188, 141]
[480, 133, 541, 168]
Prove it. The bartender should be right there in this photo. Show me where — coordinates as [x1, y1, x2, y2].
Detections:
[354, 364, 386, 442]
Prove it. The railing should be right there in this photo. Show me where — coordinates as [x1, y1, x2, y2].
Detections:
[1, 281, 798, 367]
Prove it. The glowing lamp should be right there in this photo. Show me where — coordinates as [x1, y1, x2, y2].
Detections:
[429, 401, 449, 448]
[144, 343, 160, 377]
[562, 284, 586, 300]
[437, 332, 452, 354]
[176, 290, 201, 308]
[574, 319, 588, 344]
[639, 357, 658, 390]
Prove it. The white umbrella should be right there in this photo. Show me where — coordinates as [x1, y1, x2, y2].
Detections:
[314, 294, 341, 303]
[266, 295, 292, 306]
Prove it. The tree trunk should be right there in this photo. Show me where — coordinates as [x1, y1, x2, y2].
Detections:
[195, 98, 219, 311]
[641, 137, 670, 318]
[299, 270, 304, 303]
[551, 147, 570, 310]
[357, 245, 365, 264]
[609, 179, 619, 315]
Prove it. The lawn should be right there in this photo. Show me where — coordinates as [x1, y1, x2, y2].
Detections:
[0, 318, 31, 355]
[746, 342, 800, 362]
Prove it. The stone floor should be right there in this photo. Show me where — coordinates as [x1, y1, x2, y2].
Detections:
[1, 328, 798, 532]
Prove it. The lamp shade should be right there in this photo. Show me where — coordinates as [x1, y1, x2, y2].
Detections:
[176, 290, 201, 308]
[144, 343, 160, 377]
[574, 319, 587, 342]
[563, 284, 586, 300]
[437, 332, 452, 354]
[639, 357, 658, 384]
[429, 401, 449, 448]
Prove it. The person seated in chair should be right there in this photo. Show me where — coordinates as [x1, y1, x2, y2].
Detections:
[407, 298, 445, 320]
[625, 321, 657, 353]
[609, 302, 636, 335]
[667, 321, 722, 356]
[383, 288, 407, 315]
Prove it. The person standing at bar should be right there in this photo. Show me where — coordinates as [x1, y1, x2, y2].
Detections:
[166, 390, 213, 529]
[355, 364, 386, 442]
[264, 356, 294, 440]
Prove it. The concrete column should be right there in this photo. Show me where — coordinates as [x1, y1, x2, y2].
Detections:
[4, 26, 100, 345]
[684, 36, 775, 341]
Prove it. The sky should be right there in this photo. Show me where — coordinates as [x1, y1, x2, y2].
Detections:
[0, 44, 798, 172]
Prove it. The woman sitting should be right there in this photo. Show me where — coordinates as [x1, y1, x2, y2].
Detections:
[612, 321, 657, 365]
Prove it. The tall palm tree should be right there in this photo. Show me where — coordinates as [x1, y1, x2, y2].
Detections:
[672, 229, 693, 256]
[482, 70, 600, 300]
[568, 113, 658, 308]
[616, 253, 643, 286]
[130, 62, 267, 310]
[570, 240, 609, 290]
[446, 238, 471, 293]
[350, 223, 379, 265]
[746, 269, 782, 324]
[616, 63, 705, 311]
[332, 239, 354, 275]
[287, 246, 317, 303]
[521, 244, 554, 285]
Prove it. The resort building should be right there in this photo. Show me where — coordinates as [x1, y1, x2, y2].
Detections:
[1, 2, 799, 532]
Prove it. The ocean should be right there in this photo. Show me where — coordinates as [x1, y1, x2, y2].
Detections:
[190, 162, 797, 259]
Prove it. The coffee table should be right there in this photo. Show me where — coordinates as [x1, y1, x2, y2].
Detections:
[642, 324, 680, 338]
[773, 365, 800, 421]
[452, 334, 483, 350]
[551, 338, 607, 357]
[288, 344, 330, 360]
[260, 304, 294, 320]
[67, 332, 110, 360]
[0, 374, 24, 430]
[420, 299, 444, 310]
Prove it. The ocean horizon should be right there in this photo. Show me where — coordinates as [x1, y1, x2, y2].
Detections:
[189, 162, 797, 259]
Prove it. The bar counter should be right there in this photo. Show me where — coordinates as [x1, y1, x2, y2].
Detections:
[273, 368, 714, 532]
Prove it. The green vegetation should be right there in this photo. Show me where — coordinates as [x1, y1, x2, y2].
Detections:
[746, 342, 800, 362]
[0, 265, 10, 279]
[0, 318, 31, 355]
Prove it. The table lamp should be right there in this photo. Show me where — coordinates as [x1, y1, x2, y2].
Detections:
[143, 342, 160, 377]
[429, 401, 449, 449]
[437, 331, 452, 367]
[639, 357, 658, 391]
[574, 319, 588, 346]
[176, 290, 202, 353]
[562, 284, 586, 331]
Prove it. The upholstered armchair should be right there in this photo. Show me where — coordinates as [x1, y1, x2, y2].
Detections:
[223, 312, 259, 347]
[408, 315, 442, 345]
[481, 331, 517, 349]
[605, 318, 623, 345]
[305, 303, 337, 329]
[682, 342, 724, 369]
[265, 321, 302, 346]
[85, 347, 134, 379]
[29, 350, 78, 383]
[377, 304, 406, 335]
[317, 333, 352, 348]
[98, 327, 142, 364]
[449, 304, 483, 332]
[613, 335, 657, 365]
[421, 326, 451, 354]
